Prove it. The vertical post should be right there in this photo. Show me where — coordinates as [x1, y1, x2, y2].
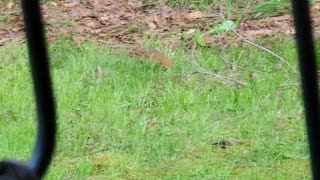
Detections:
[21, 0, 56, 178]
[291, 0, 320, 179]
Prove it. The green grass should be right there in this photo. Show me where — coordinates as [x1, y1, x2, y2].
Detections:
[251, 0, 291, 19]
[0, 37, 311, 179]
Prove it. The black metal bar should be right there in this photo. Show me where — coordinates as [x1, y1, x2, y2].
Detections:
[20, 0, 56, 178]
[291, 0, 320, 179]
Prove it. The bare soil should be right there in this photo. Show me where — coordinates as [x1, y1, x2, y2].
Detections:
[1, 0, 320, 47]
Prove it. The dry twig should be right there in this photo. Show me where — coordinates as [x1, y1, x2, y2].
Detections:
[218, 6, 299, 76]
[186, 44, 247, 87]
[217, 36, 264, 74]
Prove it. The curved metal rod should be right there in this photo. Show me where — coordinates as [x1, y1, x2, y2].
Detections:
[21, 0, 56, 178]
[291, 0, 320, 179]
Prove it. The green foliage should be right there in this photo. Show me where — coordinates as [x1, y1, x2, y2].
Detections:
[208, 20, 237, 34]
[193, 30, 206, 47]
[314, 37, 320, 70]
[0, 36, 311, 179]
[251, 0, 291, 19]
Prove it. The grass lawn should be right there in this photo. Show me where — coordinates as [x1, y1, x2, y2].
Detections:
[0, 36, 311, 179]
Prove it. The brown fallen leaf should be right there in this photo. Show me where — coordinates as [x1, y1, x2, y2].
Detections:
[147, 21, 157, 30]
[70, 6, 93, 20]
[184, 29, 196, 35]
[312, 4, 320, 11]
[12, 27, 23, 32]
[0, 38, 11, 46]
[183, 11, 204, 21]
[7, 1, 15, 9]
[160, 5, 173, 18]
[239, 29, 275, 41]
[129, 48, 174, 68]
[64, 0, 80, 8]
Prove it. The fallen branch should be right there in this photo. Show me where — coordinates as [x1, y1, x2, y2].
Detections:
[218, 6, 299, 76]
[217, 36, 264, 74]
[186, 44, 247, 87]
[1, 11, 20, 15]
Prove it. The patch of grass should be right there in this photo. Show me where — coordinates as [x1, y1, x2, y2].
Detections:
[0, 17, 9, 23]
[251, 0, 291, 19]
[0, 37, 311, 179]
[60, 20, 76, 28]
[167, 0, 258, 14]
[314, 36, 320, 70]
[167, 0, 217, 6]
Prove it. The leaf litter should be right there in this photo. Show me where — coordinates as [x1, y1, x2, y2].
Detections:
[2, 0, 320, 67]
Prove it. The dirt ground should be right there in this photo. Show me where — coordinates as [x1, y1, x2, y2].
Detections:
[1, 0, 320, 48]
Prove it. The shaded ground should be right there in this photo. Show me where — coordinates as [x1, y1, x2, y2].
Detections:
[0, 0, 308, 46]
[3, 0, 320, 69]
[1, 0, 320, 47]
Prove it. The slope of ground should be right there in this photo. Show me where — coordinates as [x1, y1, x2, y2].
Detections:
[2, 0, 320, 47]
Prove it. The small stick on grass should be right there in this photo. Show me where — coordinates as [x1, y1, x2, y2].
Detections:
[218, 6, 299, 76]
[97, 65, 104, 83]
[1, 11, 20, 15]
[187, 44, 247, 87]
[217, 36, 264, 74]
